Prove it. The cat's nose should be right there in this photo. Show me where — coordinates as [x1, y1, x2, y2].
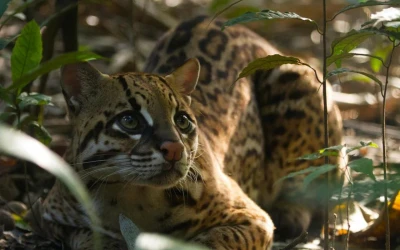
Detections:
[160, 141, 184, 162]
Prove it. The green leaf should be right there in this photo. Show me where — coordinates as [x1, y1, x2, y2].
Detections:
[8, 51, 104, 91]
[276, 166, 321, 183]
[329, 29, 375, 61]
[327, 52, 356, 67]
[296, 145, 343, 161]
[0, 123, 100, 247]
[362, 27, 400, 41]
[303, 164, 337, 190]
[237, 54, 316, 80]
[29, 121, 52, 145]
[222, 10, 319, 31]
[360, 141, 378, 148]
[370, 44, 392, 72]
[296, 152, 324, 161]
[17, 92, 52, 110]
[330, 1, 400, 21]
[327, 68, 383, 89]
[320, 145, 344, 153]
[119, 214, 140, 250]
[0, 0, 11, 19]
[348, 158, 376, 181]
[11, 20, 42, 84]
[346, 141, 378, 154]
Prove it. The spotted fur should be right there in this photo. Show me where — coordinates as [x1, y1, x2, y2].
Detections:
[27, 16, 344, 249]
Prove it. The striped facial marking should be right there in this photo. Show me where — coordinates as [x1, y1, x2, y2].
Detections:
[74, 74, 198, 188]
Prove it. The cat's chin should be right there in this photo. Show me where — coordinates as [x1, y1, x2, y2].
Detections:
[146, 169, 188, 188]
[131, 165, 189, 189]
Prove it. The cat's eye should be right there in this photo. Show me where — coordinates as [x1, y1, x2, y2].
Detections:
[117, 113, 142, 133]
[175, 113, 193, 133]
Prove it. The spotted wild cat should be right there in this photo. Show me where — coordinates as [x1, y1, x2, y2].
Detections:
[27, 15, 344, 249]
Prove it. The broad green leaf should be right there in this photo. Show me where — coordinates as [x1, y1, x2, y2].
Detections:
[327, 68, 383, 89]
[276, 166, 321, 183]
[348, 158, 376, 181]
[296, 145, 343, 161]
[326, 51, 387, 68]
[29, 121, 52, 145]
[0, 0, 11, 19]
[320, 145, 344, 153]
[362, 27, 400, 41]
[0, 123, 100, 247]
[329, 30, 375, 60]
[346, 141, 378, 154]
[119, 214, 140, 250]
[296, 152, 323, 161]
[17, 92, 52, 110]
[223, 6, 261, 19]
[327, 52, 356, 67]
[330, 1, 400, 21]
[222, 10, 319, 31]
[360, 141, 378, 147]
[8, 51, 104, 91]
[351, 74, 379, 84]
[303, 164, 337, 190]
[237, 54, 315, 80]
[11, 20, 42, 84]
[370, 44, 392, 72]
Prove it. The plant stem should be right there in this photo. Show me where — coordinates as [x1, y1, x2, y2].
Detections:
[322, 0, 330, 249]
[382, 40, 396, 250]
[345, 180, 353, 250]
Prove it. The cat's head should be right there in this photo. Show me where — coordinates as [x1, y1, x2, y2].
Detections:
[61, 59, 200, 188]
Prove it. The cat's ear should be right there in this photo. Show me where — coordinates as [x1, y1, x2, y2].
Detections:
[61, 62, 105, 115]
[165, 58, 200, 96]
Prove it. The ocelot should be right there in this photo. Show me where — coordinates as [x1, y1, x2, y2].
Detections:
[27, 15, 344, 249]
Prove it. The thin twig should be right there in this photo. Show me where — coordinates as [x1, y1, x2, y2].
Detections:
[345, 181, 353, 250]
[280, 231, 308, 250]
[208, 0, 243, 28]
[301, 63, 322, 84]
[322, 0, 330, 249]
[381, 40, 398, 250]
